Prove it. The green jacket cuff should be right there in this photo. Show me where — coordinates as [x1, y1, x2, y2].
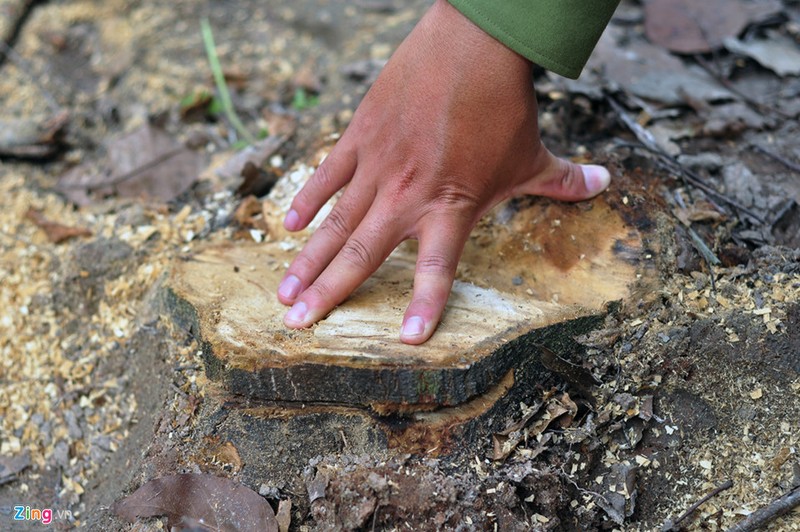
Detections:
[447, 0, 620, 79]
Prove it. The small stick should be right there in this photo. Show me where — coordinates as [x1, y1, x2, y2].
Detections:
[610, 137, 765, 224]
[687, 226, 719, 293]
[606, 98, 765, 223]
[725, 486, 800, 532]
[661, 479, 733, 531]
[752, 145, 800, 174]
[687, 226, 721, 267]
[693, 55, 790, 120]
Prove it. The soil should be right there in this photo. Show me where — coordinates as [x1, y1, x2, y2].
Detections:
[1, 0, 799, 531]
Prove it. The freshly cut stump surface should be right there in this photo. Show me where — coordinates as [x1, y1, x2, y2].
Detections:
[168, 161, 662, 408]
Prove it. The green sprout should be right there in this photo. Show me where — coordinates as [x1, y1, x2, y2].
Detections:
[200, 18, 256, 145]
[291, 87, 319, 111]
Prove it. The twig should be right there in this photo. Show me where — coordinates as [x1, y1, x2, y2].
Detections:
[687, 226, 719, 293]
[687, 227, 721, 267]
[752, 145, 800, 174]
[661, 479, 733, 531]
[607, 115, 766, 225]
[200, 18, 256, 145]
[607, 97, 661, 154]
[693, 54, 790, 120]
[726, 486, 800, 532]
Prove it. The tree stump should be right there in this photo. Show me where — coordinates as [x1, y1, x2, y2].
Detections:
[167, 159, 664, 423]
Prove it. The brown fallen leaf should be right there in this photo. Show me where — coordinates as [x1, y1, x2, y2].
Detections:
[57, 123, 204, 206]
[25, 208, 92, 243]
[644, 0, 783, 54]
[113, 473, 277, 531]
[233, 195, 270, 233]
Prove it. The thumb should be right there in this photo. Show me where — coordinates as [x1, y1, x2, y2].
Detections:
[517, 151, 611, 202]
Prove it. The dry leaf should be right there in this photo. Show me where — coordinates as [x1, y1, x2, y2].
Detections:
[724, 32, 800, 77]
[113, 473, 277, 531]
[25, 208, 92, 243]
[585, 26, 732, 106]
[644, 0, 781, 54]
[57, 123, 204, 205]
[595, 463, 638, 525]
[491, 393, 577, 461]
[233, 195, 269, 233]
[276, 500, 291, 532]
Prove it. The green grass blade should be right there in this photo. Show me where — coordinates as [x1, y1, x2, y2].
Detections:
[200, 18, 256, 145]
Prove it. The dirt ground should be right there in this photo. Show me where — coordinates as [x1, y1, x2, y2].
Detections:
[1, 0, 799, 530]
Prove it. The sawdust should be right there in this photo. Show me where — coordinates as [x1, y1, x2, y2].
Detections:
[1, 0, 799, 529]
[0, 167, 234, 523]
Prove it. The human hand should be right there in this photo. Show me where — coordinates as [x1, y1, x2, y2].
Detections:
[277, 0, 610, 344]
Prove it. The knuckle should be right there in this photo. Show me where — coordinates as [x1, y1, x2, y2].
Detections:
[312, 161, 336, 191]
[556, 161, 582, 191]
[303, 279, 335, 304]
[409, 295, 439, 310]
[416, 254, 456, 275]
[433, 181, 482, 211]
[340, 237, 377, 270]
[290, 252, 316, 273]
[319, 208, 351, 240]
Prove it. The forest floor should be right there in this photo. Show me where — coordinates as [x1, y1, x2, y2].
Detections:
[0, 0, 799, 530]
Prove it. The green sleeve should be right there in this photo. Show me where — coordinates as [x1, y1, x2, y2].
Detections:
[447, 0, 620, 79]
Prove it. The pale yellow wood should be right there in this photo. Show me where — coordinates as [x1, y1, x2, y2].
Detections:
[167, 157, 659, 405]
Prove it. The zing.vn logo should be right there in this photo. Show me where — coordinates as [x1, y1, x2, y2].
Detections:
[13, 506, 72, 525]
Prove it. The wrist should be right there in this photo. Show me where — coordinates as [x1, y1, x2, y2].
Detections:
[423, 0, 534, 81]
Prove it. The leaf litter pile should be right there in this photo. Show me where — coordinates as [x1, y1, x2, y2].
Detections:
[1, 0, 799, 530]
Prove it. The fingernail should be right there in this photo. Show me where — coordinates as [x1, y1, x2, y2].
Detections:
[581, 165, 611, 195]
[285, 301, 308, 325]
[278, 275, 302, 301]
[401, 316, 425, 337]
[284, 209, 300, 231]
